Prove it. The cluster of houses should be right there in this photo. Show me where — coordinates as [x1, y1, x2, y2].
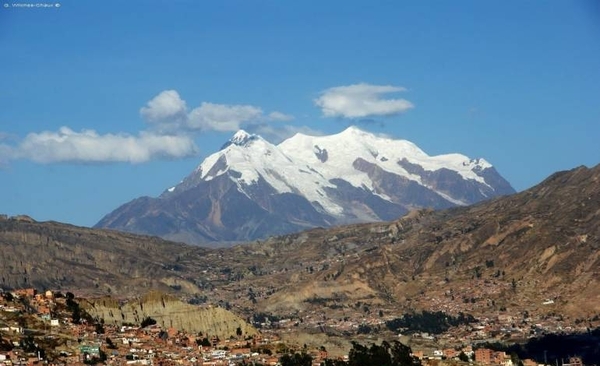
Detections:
[0, 288, 591, 366]
[0, 288, 334, 365]
[412, 347, 584, 366]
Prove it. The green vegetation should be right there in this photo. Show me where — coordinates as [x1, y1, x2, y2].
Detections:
[279, 352, 313, 366]
[479, 329, 600, 366]
[277, 340, 419, 366]
[385, 311, 476, 334]
[105, 337, 117, 349]
[357, 323, 374, 334]
[323, 340, 419, 366]
[140, 316, 157, 328]
[196, 337, 212, 347]
[64, 292, 93, 324]
[459, 351, 470, 362]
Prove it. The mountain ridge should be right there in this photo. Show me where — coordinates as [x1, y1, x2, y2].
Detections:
[0, 163, 598, 322]
[95, 126, 515, 244]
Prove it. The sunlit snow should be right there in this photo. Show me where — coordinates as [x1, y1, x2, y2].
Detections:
[189, 126, 495, 216]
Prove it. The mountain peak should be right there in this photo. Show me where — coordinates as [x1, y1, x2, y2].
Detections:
[98, 127, 516, 244]
[339, 125, 367, 135]
[342, 125, 362, 132]
[220, 130, 261, 149]
[231, 129, 252, 142]
[464, 157, 492, 171]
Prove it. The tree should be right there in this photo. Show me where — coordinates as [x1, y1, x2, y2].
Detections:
[510, 352, 522, 366]
[20, 336, 37, 353]
[348, 342, 371, 366]
[66, 296, 77, 311]
[99, 349, 107, 362]
[459, 351, 470, 362]
[367, 342, 393, 366]
[346, 340, 421, 366]
[386, 311, 476, 335]
[95, 322, 105, 334]
[390, 340, 418, 366]
[71, 306, 81, 324]
[280, 352, 313, 366]
[196, 337, 211, 347]
[236, 326, 243, 337]
[321, 359, 347, 366]
[140, 316, 157, 328]
[357, 324, 373, 334]
[0, 337, 13, 352]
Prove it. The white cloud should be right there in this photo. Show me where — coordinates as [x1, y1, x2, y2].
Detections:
[140, 90, 188, 124]
[314, 83, 414, 118]
[188, 102, 264, 132]
[267, 111, 295, 122]
[11, 127, 197, 164]
[3, 89, 295, 165]
[0, 144, 11, 166]
[140, 90, 294, 132]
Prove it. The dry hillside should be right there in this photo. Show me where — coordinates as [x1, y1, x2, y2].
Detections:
[1, 164, 599, 324]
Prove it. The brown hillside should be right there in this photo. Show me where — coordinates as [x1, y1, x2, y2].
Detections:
[1, 164, 598, 323]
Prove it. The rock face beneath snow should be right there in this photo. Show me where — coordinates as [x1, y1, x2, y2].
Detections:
[95, 126, 515, 245]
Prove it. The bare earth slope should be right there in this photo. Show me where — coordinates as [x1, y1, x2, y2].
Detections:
[1, 164, 598, 322]
[82, 292, 257, 339]
[0, 219, 208, 295]
[239, 164, 599, 319]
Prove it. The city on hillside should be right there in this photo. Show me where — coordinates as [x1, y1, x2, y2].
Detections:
[1, 288, 598, 366]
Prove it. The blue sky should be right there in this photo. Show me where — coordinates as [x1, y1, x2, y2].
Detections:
[1, 0, 599, 227]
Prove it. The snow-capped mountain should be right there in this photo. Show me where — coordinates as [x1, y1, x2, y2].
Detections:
[95, 126, 515, 245]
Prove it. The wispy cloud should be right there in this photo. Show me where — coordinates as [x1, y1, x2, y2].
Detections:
[140, 90, 293, 132]
[7, 127, 197, 164]
[314, 83, 414, 119]
[0, 143, 11, 167]
[267, 111, 295, 122]
[188, 102, 264, 132]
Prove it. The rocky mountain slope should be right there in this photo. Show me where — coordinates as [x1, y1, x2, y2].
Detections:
[0, 166, 600, 326]
[82, 292, 257, 339]
[1, 163, 598, 325]
[95, 126, 514, 244]
[0, 218, 260, 337]
[0, 217, 208, 295]
[240, 164, 600, 319]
